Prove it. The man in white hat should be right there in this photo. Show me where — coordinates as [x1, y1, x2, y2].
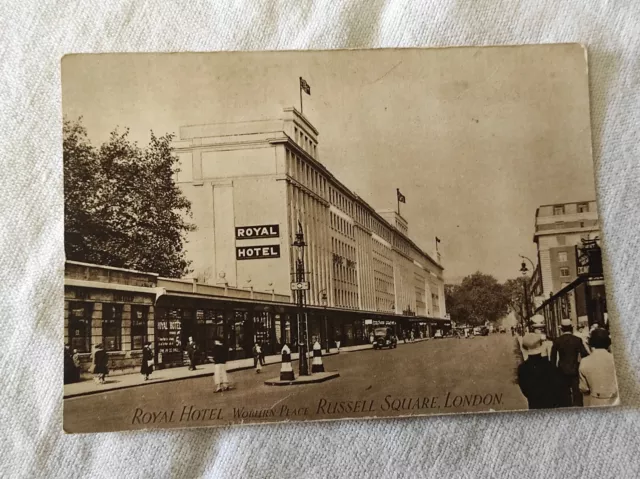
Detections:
[517, 333, 563, 409]
[530, 315, 553, 361]
[551, 318, 590, 407]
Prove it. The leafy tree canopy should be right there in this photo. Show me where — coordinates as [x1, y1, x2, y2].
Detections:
[503, 276, 530, 321]
[445, 272, 510, 326]
[64, 118, 195, 277]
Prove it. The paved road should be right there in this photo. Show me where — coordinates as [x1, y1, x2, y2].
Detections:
[64, 334, 527, 433]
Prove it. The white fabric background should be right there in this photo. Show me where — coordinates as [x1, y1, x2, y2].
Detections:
[1, 1, 639, 478]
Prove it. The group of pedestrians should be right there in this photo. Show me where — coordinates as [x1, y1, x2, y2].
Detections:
[518, 319, 618, 409]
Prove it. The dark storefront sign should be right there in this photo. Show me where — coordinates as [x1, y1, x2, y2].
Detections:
[155, 309, 183, 366]
[576, 239, 603, 277]
[235, 224, 280, 239]
[236, 245, 281, 260]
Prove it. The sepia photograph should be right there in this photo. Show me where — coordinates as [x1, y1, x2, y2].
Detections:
[61, 45, 618, 433]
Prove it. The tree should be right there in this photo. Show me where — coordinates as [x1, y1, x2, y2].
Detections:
[503, 276, 530, 322]
[444, 272, 510, 326]
[63, 118, 195, 277]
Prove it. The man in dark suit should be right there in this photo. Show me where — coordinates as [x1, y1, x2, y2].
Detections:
[518, 333, 563, 409]
[551, 319, 590, 407]
[187, 336, 198, 371]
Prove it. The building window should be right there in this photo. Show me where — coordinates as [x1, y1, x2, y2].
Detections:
[102, 303, 123, 351]
[553, 205, 565, 215]
[131, 305, 149, 350]
[558, 252, 568, 262]
[577, 203, 589, 213]
[68, 301, 93, 353]
[557, 236, 566, 246]
[560, 267, 570, 277]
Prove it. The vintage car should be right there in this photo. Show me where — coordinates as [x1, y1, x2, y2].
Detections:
[373, 327, 398, 349]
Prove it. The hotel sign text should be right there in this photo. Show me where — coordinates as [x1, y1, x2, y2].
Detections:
[236, 224, 280, 239]
[236, 245, 281, 260]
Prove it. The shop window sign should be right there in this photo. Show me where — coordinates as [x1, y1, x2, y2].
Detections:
[69, 302, 92, 353]
[102, 303, 123, 351]
[131, 305, 148, 350]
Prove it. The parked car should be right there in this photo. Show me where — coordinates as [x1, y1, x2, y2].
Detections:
[434, 330, 444, 339]
[373, 327, 398, 349]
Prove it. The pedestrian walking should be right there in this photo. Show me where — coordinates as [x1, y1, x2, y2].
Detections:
[141, 342, 154, 380]
[187, 336, 198, 370]
[369, 333, 375, 344]
[410, 330, 415, 342]
[252, 343, 262, 373]
[259, 342, 266, 366]
[551, 319, 590, 407]
[92, 344, 109, 385]
[579, 329, 618, 406]
[517, 333, 563, 409]
[213, 338, 230, 392]
[72, 349, 81, 382]
[335, 339, 341, 351]
[64, 346, 76, 385]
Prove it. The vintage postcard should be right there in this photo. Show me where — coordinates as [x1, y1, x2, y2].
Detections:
[62, 45, 618, 434]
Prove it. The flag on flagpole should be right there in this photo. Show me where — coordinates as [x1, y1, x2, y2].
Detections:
[397, 189, 406, 203]
[436, 237, 441, 244]
[300, 77, 311, 95]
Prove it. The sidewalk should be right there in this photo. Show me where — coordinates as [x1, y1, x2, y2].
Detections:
[63, 338, 429, 398]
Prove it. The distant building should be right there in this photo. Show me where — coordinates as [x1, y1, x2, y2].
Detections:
[530, 200, 606, 335]
[531, 200, 600, 301]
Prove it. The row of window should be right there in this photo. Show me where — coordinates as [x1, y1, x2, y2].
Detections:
[287, 148, 325, 198]
[67, 302, 150, 353]
[331, 212, 355, 239]
[553, 203, 590, 215]
[329, 186, 354, 218]
[293, 126, 317, 158]
[333, 288, 359, 309]
[332, 237, 356, 263]
[375, 277, 394, 295]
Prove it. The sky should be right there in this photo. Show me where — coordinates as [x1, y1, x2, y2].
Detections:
[61, 45, 596, 283]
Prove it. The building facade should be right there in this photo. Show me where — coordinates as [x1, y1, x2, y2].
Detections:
[172, 107, 447, 321]
[532, 200, 600, 301]
[65, 261, 452, 377]
[530, 200, 607, 335]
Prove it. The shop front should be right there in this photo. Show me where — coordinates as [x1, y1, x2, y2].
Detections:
[535, 275, 608, 339]
[154, 296, 299, 368]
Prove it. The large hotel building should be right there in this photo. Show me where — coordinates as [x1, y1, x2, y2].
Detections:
[172, 107, 447, 319]
[64, 107, 450, 377]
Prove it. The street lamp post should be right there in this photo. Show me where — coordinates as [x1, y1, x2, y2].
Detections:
[320, 290, 330, 354]
[292, 222, 310, 376]
[519, 261, 530, 334]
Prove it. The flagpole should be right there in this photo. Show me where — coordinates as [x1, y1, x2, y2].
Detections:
[299, 77, 303, 114]
[396, 189, 400, 215]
